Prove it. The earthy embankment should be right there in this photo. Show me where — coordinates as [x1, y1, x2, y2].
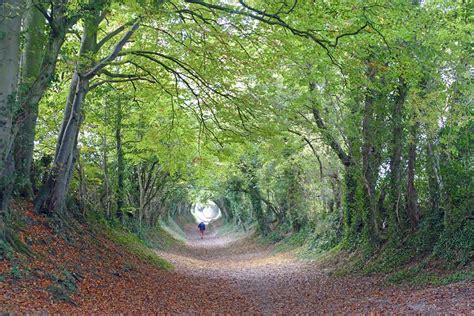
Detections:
[1, 208, 473, 313]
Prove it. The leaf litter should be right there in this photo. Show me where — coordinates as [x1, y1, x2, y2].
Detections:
[1, 206, 472, 314]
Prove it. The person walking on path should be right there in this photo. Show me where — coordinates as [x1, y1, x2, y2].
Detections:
[198, 222, 206, 239]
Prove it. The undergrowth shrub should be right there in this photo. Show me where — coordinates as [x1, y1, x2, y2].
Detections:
[433, 223, 473, 266]
[85, 210, 174, 270]
[304, 212, 341, 254]
[107, 228, 174, 271]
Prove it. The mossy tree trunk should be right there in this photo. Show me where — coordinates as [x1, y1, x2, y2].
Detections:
[0, 0, 22, 220]
[35, 1, 139, 215]
[388, 79, 408, 237]
[13, 0, 47, 198]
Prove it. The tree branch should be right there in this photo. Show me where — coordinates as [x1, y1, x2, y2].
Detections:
[96, 21, 135, 52]
[333, 21, 369, 47]
[184, 0, 331, 50]
[89, 77, 154, 90]
[33, 2, 53, 24]
[83, 20, 140, 79]
[287, 128, 324, 178]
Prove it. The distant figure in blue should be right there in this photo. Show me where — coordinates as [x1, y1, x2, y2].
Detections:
[198, 222, 206, 239]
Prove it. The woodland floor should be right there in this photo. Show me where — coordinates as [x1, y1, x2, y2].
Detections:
[157, 223, 474, 314]
[1, 206, 473, 314]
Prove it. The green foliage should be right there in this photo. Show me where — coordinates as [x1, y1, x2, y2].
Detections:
[363, 239, 421, 274]
[354, 214, 471, 275]
[433, 224, 474, 267]
[12, 0, 470, 282]
[138, 224, 185, 251]
[46, 268, 79, 303]
[362, 221, 441, 275]
[0, 239, 14, 261]
[9, 265, 23, 279]
[305, 215, 342, 255]
[106, 227, 174, 271]
[264, 230, 286, 244]
[266, 213, 341, 256]
[285, 228, 310, 248]
[85, 209, 174, 270]
[386, 266, 435, 285]
[387, 266, 474, 287]
[439, 270, 474, 285]
[159, 217, 187, 242]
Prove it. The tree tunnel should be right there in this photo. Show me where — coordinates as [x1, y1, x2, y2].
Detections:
[190, 201, 222, 224]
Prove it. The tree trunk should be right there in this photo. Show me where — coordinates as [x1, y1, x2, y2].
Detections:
[28, 5, 83, 214]
[285, 164, 303, 232]
[115, 100, 124, 220]
[138, 165, 145, 227]
[426, 138, 443, 218]
[13, 1, 47, 198]
[308, 80, 358, 243]
[13, 0, 77, 201]
[101, 130, 111, 218]
[388, 78, 408, 235]
[329, 173, 343, 227]
[34, 74, 88, 214]
[248, 180, 267, 235]
[406, 122, 419, 229]
[0, 0, 22, 215]
[361, 63, 379, 243]
[34, 3, 138, 215]
[343, 165, 359, 242]
[214, 198, 229, 221]
[248, 178, 267, 234]
[76, 149, 87, 216]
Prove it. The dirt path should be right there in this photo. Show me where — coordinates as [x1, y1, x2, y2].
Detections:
[1, 209, 472, 314]
[157, 223, 473, 314]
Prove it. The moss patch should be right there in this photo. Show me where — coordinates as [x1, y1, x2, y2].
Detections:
[107, 228, 174, 271]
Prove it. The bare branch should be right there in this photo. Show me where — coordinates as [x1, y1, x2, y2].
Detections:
[184, 0, 331, 50]
[333, 21, 369, 47]
[83, 20, 140, 79]
[90, 77, 154, 90]
[287, 128, 324, 178]
[96, 22, 130, 52]
[33, 2, 52, 24]
[310, 105, 352, 167]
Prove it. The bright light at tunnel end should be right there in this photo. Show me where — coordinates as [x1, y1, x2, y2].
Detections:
[191, 201, 222, 224]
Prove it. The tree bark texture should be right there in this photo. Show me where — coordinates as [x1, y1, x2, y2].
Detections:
[0, 0, 22, 214]
[13, 0, 46, 198]
[406, 122, 419, 228]
[35, 3, 139, 214]
[115, 101, 124, 219]
[241, 160, 268, 235]
[14, 0, 75, 199]
[34, 4, 100, 214]
[361, 62, 380, 243]
[388, 78, 408, 235]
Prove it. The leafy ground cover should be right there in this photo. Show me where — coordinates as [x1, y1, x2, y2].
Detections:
[0, 204, 249, 313]
[157, 222, 474, 314]
[1, 206, 472, 313]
